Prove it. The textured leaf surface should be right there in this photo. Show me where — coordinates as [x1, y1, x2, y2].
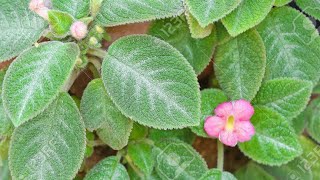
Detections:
[0, 70, 13, 137]
[274, 0, 292, 7]
[148, 16, 216, 75]
[102, 35, 200, 129]
[0, 0, 47, 62]
[185, 11, 213, 39]
[185, 0, 242, 27]
[296, 0, 320, 20]
[0, 160, 11, 180]
[214, 29, 266, 100]
[153, 139, 208, 179]
[48, 10, 74, 37]
[84, 156, 129, 180]
[305, 97, 320, 143]
[149, 128, 195, 144]
[52, 0, 90, 19]
[127, 142, 155, 175]
[239, 107, 302, 165]
[291, 110, 307, 134]
[299, 136, 320, 179]
[252, 78, 312, 120]
[200, 169, 236, 180]
[235, 162, 274, 180]
[257, 7, 320, 84]
[190, 89, 228, 137]
[9, 93, 86, 180]
[95, 0, 184, 27]
[3, 41, 79, 127]
[129, 123, 148, 140]
[222, 0, 274, 37]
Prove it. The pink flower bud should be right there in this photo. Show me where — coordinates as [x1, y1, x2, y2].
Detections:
[29, 0, 51, 20]
[70, 21, 88, 40]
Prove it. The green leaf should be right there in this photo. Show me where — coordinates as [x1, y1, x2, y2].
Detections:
[0, 0, 47, 62]
[52, 0, 90, 19]
[296, 0, 320, 20]
[48, 10, 74, 38]
[214, 29, 266, 101]
[256, 7, 320, 85]
[252, 78, 312, 120]
[200, 169, 237, 180]
[190, 89, 228, 138]
[299, 136, 320, 179]
[235, 162, 274, 180]
[215, 21, 232, 45]
[305, 97, 320, 143]
[313, 82, 320, 94]
[185, 0, 242, 27]
[101, 35, 201, 129]
[291, 111, 307, 134]
[95, 0, 184, 27]
[127, 142, 155, 175]
[0, 99, 13, 137]
[153, 139, 208, 179]
[148, 16, 217, 75]
[0, 159, 11, 180]
[149, 128, 195, 144]
[2, 41, 79, 127]
[0, 69, 6, 92]
[185, 11, 213, 39]
[221, 0, 274, 37]
[84, 156, 129, 180]
[239, 107, 302, 166]
[274, 0, 292, 7]
[129, 123, 148, 141]
[9, 93, 86, 180]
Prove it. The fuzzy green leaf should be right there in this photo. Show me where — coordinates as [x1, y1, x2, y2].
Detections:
[48, 10, 74, 38]
[222, 0, 274, 37]
[185, 11, 213, 39]
[52, 0, 90, 19]
[313, 82, 320, 94]
[95, 0, 184, 27]
[200, 169, 236, 180]
[148, 16, 217, 75]
[215, 21, 232, 45]
[291, 110, 307, 134]
[149, 128, 195, 144]
[190, 89, 228, 137]
[9, 93, 86, 180]
[127, 142, 155, 175]
[299, 136, 320, 179]
[2, 41, 79, 127]
[129, 123, 148, 141]
[185, 0, 242, 27]
[84, 156, 129, 180]
[274, 0, 292, 7]
[214, 29, 266, 101]
[0, 70, 13, 137]
[305, 97, 320, 143]
[0, 160, 11, 180]
[153, 139, 208, 179]
[252, 78, 312, 120]
[235, 162, 274, 180]
[296, 0, 320, 20]
[257, 7, 320, 85]
[101, 35, 201, 129]
[239, 107, 302, 166]
[0, 0, 47, 62]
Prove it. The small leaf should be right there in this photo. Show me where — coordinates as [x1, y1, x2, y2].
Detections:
[52, 0, 90, 19]
[185, 0, 242, 27]
[48, 10, 74, 37]
[239, 107, 302, 166]
[274, 0, 292, 7]
[222, 0, 275, 36]
[214, 29, 266, 101]
[84, 156, 129, 180]
[305, 97, 320, 143]
[0, 0, 47, 62]
[148, 16, 217, 75]
[129, 123, 148, 141]
[185, 11, 213, 39]
[235, 162, 274, 180]
[149, 128, 195, 144]
[252, 78, 312, 120]
[153, 139, 208, 179]
[102, 35, 201, 129]
[296, 0, 320, 20]
[190, 88, 228, 138]
[256, 7, 320, 85]
[3, 41, 79, 127]
[9, 93, 86, 180]
[127, 142, 155, 175]
[95, 0, 184, 27]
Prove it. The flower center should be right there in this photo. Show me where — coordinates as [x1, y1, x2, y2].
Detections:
[225, 115, 235, 131]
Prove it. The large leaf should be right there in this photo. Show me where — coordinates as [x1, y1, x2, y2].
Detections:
[153, 139, 208, 179]
[101, 35, 201, 129]
[222, 0, 274, 36]
[190, 89, 228, 137]
[239, 107, 302, 166]
[274, 0, 292, 7]
[52, 0, 90, 19]
[127, 142, 155, 175]
[9, 93, 86, 180]
[185, 0, 242, 27]
[252, 78, 312, 120]
[95, 0, 184, 27]
[296, 0, 320, 20]
[0, 0, 47, 62]
[2, 41, 79, 127]
[148, 16, 217, 75]
[214, 29, 266, 101]
[256, 7, 320, 85]
[84, 156, 129, 180]
[305, 97, 320, 143]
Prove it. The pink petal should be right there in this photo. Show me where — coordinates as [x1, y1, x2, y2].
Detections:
[233, 99, 254, 121]
[235, 121, 255, 142]
[204, 116, 225, 138]
[214, 102, 233, 118]
[219, 130, 238, 147]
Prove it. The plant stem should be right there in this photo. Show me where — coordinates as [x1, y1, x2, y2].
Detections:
[87, 48, 107, 59]
[88, 57, 102, 74]
[217, 140, 224, 171]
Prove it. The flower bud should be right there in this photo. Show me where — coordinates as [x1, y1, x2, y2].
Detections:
[29, 0, 50, 20]
[70, 21, 88, 40]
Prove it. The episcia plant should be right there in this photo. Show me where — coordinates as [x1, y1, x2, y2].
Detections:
[0, 0, 320, 179]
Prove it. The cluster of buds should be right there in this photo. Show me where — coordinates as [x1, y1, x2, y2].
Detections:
[29, 0, 51, 20]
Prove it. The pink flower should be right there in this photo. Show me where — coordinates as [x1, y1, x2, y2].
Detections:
[204, 100, 255, 147]
[29, 0, 51, 20]
[70, 21, 88, 40]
